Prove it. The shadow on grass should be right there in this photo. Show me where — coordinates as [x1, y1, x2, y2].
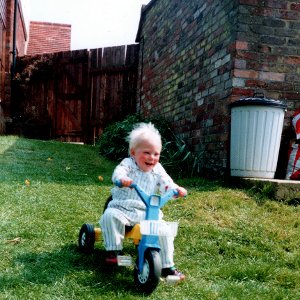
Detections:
[2, 244, 142, 296]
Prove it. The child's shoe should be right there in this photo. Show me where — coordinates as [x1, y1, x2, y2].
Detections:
[161, 266, 185, 281]
[105, 251, 120, 265]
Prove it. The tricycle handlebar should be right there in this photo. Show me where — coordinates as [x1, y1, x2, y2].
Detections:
[114, 180, 179, 208]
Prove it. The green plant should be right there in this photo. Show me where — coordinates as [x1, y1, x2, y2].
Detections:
[247, 182, 277, 205]
[160, 137, 202, 179]
[97, 114, 144, 160]
[98, 114, 202, 178]
[15, 55, 54, 82]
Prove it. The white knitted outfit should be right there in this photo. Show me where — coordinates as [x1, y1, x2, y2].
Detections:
[99, 157, 178, 268]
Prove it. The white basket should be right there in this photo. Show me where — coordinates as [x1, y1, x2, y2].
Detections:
[140, 221, 178, 237]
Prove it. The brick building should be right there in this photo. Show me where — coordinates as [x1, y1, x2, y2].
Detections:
[27, 21, 71, 56]
[0, 0, 71, 133]
[0, 0, 28, 133]
[136, 0, 300, 177]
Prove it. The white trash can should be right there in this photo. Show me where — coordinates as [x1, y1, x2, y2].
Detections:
[230, 95, 287, 178]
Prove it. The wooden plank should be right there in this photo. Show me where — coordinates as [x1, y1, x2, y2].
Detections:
[126, 44, 139, 65]
[53, 50, 87, 142]
[102, 47, 112, 67]
[90, 64, 136, 74]
[114, 45, 126, 65]
[56, 99, 82, 130]
[97, 48, 103, 68]
[90, 48, 98, 68]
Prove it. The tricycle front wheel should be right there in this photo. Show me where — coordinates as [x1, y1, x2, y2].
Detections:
[134, 249, 162, 294]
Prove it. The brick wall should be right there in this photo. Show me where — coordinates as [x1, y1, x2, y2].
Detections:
[1, 0, 27, 132]
[27, 21, 71, 56]
[4, 0, 27, 77]
[136, 0, 300, 178]
[0, 0, 7, 133]
[16, 1, 27, 56]
[136, 0, 238, 176]
[234, 1, 300, 112]
[232, 0, 300, 177]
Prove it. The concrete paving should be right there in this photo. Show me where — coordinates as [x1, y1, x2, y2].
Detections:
[237, 177, 300, 202]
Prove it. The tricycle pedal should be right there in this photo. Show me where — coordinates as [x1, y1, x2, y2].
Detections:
[117, 255, 133, 266]
[163, 275, 181, 285]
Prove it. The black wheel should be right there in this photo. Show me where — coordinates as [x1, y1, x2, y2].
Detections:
[78, 223, 95, 254]
[134, 249, 162, 294]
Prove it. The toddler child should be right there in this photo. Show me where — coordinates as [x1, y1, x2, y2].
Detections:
[100, 122, 187, 280]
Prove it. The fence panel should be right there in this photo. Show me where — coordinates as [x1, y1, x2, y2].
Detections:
[14, 44, 138, 143]
[51, 49, 89, 143]
[88, 44, 138, 143]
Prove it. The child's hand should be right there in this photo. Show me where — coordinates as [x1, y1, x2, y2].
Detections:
[176, 186, 187, 197]
[120, 177, 133, 187]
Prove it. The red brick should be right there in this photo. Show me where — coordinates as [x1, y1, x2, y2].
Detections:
[278, 10, 299, 20]
[27, 21, 71, 55]
[239, 0, 258, 5]
[235, 50, 258, 61]
[280, 92, 300, 100]
[265, 0, 287, 9]
[252, 7, 273, 17]
[232, 88, 254, 97]
[259, 71, 285, 82]
[235, 41, 248, 50]
[245, 79, 268, 88]
[285, 56, 300, 65]
[234, 69, 259, 79]
[234, 59, 247, 69]
[291, 3, 300, 11]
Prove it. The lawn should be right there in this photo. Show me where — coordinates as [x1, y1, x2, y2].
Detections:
[0, 136, 299, 300]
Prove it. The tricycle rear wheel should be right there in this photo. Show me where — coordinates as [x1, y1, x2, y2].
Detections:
[134, 249, 162, 294]
[78, 223, 95, 254]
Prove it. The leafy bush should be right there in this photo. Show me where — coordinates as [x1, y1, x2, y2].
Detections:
[97, 114, 202, 178]
[160, 137, 202, 178]
[97, 114, 144, 161]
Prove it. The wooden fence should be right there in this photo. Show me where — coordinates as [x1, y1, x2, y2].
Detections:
[13, 44, 139, 144]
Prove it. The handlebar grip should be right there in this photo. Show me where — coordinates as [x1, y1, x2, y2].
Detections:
[114, 180, 123, 188]
[173, 190, 179, 197]
[114, 180, 136, 189]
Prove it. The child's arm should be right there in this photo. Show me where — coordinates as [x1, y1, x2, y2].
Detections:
[156, 163, 187, 197]
[119, 177, 133, 187]
[176, 186, 187, 197]
[112, 158, 133, 187]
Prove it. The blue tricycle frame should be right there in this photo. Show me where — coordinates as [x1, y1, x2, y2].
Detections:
[78, 181, 180, 294]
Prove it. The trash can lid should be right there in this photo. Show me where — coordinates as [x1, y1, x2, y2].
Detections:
[231, 94, 287, 109]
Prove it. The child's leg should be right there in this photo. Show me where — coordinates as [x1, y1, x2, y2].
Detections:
[159, 235, 175, 268]
[100, 207, 129, 251]
[159, 235, 186, 280]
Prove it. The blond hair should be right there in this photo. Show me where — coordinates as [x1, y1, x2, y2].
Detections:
[127, 122, 162, 152]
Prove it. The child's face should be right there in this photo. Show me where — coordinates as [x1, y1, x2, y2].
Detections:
[131, 141, 161, 172]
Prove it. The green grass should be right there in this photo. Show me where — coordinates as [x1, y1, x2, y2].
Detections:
[0, 136, 299, 299]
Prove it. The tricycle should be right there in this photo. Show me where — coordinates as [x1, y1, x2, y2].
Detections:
[78, 181, 182, 294]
